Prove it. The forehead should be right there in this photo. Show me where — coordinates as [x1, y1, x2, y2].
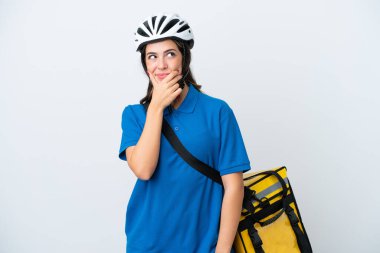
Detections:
[145, 39, 179, 53]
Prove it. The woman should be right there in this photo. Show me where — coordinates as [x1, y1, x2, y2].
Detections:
[118, 13, 251, 253]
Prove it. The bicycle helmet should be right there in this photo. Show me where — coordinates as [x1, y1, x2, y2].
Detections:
[134, 13, 194, 52]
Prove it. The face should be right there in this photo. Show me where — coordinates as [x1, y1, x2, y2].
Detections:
[145, 39, 183, 81]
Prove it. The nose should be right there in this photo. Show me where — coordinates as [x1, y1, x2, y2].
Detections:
[157, 56, 167, 70]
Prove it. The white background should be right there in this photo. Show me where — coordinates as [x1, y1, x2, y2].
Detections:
[1, 0, 379, 252]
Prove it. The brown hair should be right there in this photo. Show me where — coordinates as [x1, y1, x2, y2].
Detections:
[138, 38, 204, 105]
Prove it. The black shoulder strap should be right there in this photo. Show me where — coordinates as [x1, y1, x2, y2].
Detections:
[143, 103, 223, 185]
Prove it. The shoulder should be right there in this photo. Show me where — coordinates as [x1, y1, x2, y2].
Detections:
[120, 103, 146, 126]
[197, 89, 233, 116]
[121, 103, 145, 116]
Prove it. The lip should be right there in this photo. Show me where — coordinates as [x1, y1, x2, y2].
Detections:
[156, 73, 169, 79]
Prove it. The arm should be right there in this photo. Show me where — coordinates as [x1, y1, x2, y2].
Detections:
[126, 104, 163, 180]
[125, 71, 183, 180]
[215, 172, 245, 253]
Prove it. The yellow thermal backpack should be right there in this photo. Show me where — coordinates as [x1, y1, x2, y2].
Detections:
[233, 166, 312, 253]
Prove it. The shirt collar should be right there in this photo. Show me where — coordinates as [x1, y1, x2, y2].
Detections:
[164, 83, 199, 116]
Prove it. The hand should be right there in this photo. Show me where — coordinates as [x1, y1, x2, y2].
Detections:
[148, 70, 183, 111]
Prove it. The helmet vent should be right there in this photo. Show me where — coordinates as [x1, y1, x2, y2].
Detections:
[137, 28, 149, 37]
[161, 19, 180, 34]
[157, 16, 167, 32]
[152, 16, 157, 29]
[143, 21, 153, 35]
[177, 24, 189, 33]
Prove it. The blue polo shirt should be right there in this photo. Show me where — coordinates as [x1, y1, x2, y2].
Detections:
[118, 83, 251, 253]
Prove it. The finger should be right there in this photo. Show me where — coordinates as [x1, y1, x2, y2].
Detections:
[167, 74, 183, 87]
[169, 87, 182, 102]
[169, 82, 180, 92]
[174, 87, 183, 96]
[162, 70, 180, 83]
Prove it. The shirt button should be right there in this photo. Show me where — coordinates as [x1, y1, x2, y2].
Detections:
[174, 126, 179, 131]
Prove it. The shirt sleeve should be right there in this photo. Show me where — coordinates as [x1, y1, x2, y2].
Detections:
[217, 102, 251, 176]
[118, 105, 142, 161]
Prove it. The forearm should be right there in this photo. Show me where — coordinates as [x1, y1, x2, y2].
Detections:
[216, 184, 244, 253]
[130, 104, 163, 180]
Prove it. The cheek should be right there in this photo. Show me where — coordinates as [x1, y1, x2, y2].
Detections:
[171, 58, 182, 71]
[146, 62, 156, 72]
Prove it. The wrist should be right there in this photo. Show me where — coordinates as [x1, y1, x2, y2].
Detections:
[147, 102, 163, 114]
[215, 244, 231, 253]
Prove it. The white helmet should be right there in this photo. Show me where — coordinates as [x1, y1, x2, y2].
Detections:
[134, 13, 194, 52]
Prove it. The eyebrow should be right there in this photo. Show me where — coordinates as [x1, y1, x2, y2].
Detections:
[146, 49, 177, 55]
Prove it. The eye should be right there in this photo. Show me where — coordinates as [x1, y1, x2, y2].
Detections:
[147, 54, 156, 60]
[167, 52, 176, 57]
